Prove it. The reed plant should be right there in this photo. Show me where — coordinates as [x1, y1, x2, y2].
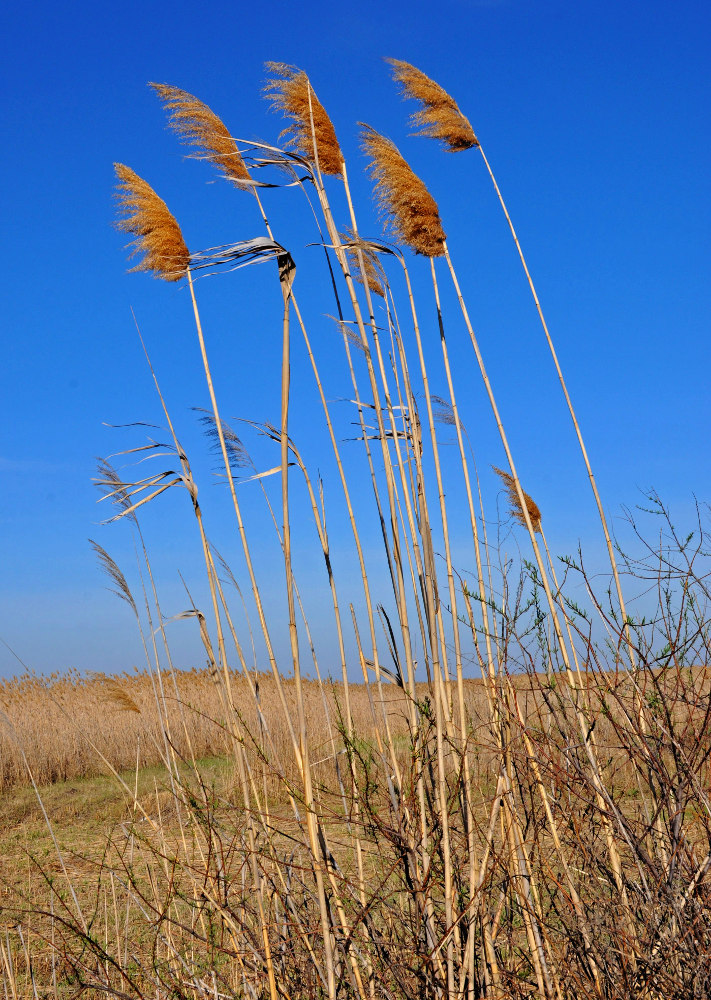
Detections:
[2, 60, 710, 1000]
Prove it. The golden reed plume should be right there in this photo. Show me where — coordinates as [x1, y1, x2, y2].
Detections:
[493, 467, 542, 533]
[263, 62, 343, 176]
[387, 58, 478, 152]
[361, 126, 445, 257]
[149, 83, 252, 187]
[114, 164, 190, 281]
[102, 678, 141, 715]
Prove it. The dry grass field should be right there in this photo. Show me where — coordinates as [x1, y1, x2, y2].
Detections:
[2, 664, 710, 999]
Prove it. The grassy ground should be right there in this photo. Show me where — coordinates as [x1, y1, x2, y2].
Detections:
[0, 755, 231, 910]
[0, 754, 237, 999]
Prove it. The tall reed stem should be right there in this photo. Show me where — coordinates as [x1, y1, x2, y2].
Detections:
[478, 146, 635, 669]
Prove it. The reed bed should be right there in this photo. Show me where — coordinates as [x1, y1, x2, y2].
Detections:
[2, 58, 711, 1000]
[4, 666, 707, 799]
[0, 669, 489, 793]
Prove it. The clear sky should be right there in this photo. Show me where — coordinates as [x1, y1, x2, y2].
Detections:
[2, 0, 709, 679]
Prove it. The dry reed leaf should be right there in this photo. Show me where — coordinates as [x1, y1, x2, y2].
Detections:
[95, 459, 137, 523]
[149, 83, 252, 188]
[493, 466, 542, 533]
[361, 126, 445, 257]
[387, 58, 479, 152]
[188, 235, 290, 276]
[341, 229, 386, 298]
[114, 164, 190, 281]
[263, 63, 343, 176]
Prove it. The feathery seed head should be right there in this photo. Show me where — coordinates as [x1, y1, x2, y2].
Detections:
[340, 320, 367, 355]
[493, 467, 542, 533]
[342, 229, 386, 298]
[387, 58, 478, 152]
[432, 396, 456, 426]
[149, 83, 251, 188]
[361, 125, 445, 257]
[263, 62, 343, 176]
[114, 164, 190, 281]
[96, 459, 136, 523]
[102, 678, 141, 715]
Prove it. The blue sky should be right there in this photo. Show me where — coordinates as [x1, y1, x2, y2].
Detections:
[2, 0, 709, 679]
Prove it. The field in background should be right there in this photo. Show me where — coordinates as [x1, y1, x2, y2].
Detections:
[2, 662, 711, 1000]
[0, 666, 492, 791]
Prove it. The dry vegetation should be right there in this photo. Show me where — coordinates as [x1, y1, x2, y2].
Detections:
[3, 58, 711, 1000]
[3, 661, 711, 999]
[0, 670, 482, 792]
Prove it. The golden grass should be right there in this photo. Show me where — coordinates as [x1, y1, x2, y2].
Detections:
[5, 665, 705, 796]
[387, 58, 479, 152]
[113, 164, 190, 280]
[263, 62, 343, 176]
[9, 64, 708, 999]
[150, 83, 252, 187]
[0, 667, 470, 791]
[493, 465, 543, 533]
[361, 125, 446, 256]
[3, 666, 710, 999]
[0, 754, 236, 999]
